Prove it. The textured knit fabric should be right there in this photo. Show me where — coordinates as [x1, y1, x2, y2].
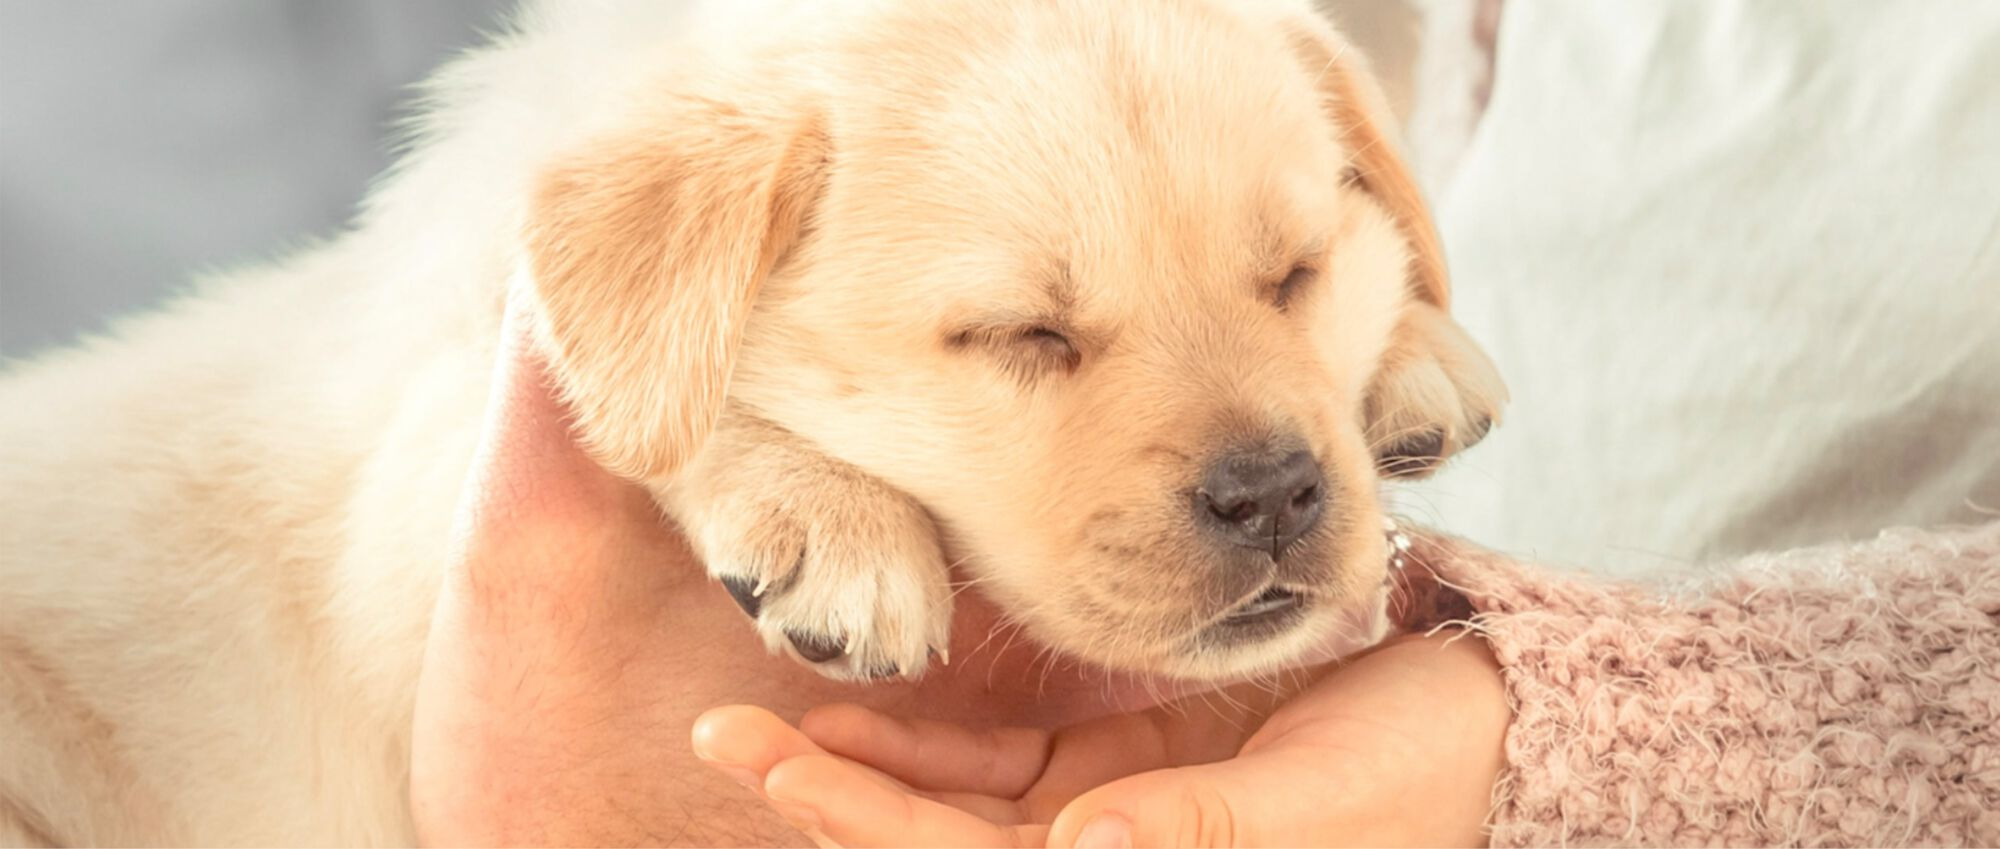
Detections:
[1397, 521, 2000, 847]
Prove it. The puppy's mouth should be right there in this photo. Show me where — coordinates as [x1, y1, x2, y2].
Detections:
[1224, 585, 1303, 623]
[1206, 585, 1309, 640]
[1169, 519, 1402, 671]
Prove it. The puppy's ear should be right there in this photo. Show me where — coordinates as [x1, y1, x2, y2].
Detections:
[1363, 305, 1506, 478]
[1280, 13, 1507, 477]
[523, 91, 828, 481]
[1280, 13, 1447, 309]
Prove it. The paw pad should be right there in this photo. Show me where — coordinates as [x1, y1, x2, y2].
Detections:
[720, 575, 762, 618]
[785, 629, 847, 663]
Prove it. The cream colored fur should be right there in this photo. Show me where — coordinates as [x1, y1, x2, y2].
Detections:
[0, 0, 1503, 843]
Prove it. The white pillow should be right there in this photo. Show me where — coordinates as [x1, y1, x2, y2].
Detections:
[1404, 1, 2000, 575]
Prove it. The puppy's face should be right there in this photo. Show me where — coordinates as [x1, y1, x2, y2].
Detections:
[527, 0, 1505, 679]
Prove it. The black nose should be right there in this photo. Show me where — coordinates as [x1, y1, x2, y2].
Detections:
[1195, 449, 1326, 555]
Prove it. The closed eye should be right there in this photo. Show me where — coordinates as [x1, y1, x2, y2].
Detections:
[1019, 325, 1074, 353]
[1008, 325, 1081, 372]
[1271, 263, 1317, 311]
[945, 323, 1082, 379]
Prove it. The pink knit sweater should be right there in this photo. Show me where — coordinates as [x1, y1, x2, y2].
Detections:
[1397, 522, 2000, 847]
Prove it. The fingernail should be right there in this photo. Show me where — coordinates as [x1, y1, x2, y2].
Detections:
[1073, 813, 1132, 849]
[765, 796, 823, 833]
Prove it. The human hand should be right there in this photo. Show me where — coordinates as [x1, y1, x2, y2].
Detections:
[407, 289, 780, 846]
[405, 288, 1193, 847]
[694, 629, 1509, 848]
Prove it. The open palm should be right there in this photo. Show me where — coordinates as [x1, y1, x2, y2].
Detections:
[694, 630, 1508, 848]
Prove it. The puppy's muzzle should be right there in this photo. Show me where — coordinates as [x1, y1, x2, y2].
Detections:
[1193, 447, 1326, 557]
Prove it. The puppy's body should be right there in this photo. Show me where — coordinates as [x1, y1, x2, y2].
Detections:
[0, 1, 1502, 843]
[0, 5, 643, 838]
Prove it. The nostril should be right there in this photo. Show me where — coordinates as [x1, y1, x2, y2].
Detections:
[1205, 493, 1257, 523]
[1195, 447, 1329, 555]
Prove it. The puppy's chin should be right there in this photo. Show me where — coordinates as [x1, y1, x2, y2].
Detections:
[989, 509, 1396, 682]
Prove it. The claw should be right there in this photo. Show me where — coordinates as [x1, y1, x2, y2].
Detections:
[719, 576, 762, 618]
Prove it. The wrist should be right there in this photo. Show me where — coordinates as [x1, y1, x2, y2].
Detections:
[1396, 629, 1509, 846]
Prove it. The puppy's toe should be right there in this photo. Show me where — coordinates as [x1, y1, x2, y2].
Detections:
[748, 498, 953, 681]
[717, 574, 762, 616]
[783, 629, 847, 663]
[668, 413, 955, 682]
[687, 483, 951, 682]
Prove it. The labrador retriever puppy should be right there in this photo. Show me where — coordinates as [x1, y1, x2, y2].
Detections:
[0, 0, 1503, 843]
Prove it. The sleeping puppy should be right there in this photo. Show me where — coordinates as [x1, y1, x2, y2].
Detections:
[0, 0, 1503, 843]
[540, 0, 1507, 681]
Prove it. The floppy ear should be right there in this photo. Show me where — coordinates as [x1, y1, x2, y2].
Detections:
[1281, 12, 1507, 477]
[1280, 13, 1448, 309]
[1363, 305, 1507, 478]
[523, 91, 828, 482]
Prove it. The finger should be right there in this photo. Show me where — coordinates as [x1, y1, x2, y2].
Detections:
[764, 754, 1047, 849]
[1046, 750, 1348, 849]
[691, 705, 832, 789]
[692, 722, 849, 849]
[1011, 694, 1286, 816]
[798, 701, 1249, 832]
[799, 703, 1053, 798]
[695, 705, 946, 798]
[703, 706, 1031, 827]
[689, 708, 870, 849]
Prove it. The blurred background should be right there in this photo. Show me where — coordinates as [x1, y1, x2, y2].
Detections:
[0, 0, 507, 357]
[3, 1, 1996, 571]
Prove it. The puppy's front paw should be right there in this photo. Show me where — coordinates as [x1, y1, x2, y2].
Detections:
[665, 416, 951, 681]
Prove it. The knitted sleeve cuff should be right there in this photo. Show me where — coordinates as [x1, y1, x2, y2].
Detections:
[1393, 523, 2000, 847]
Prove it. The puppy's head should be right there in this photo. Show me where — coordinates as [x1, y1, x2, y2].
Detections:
[524, 0, 1505, 679]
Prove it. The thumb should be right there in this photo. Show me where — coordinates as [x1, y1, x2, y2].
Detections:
[1047, 750, 1347, 849]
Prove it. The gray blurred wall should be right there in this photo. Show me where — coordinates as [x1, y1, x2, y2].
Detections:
[0, 0, 509, 359]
